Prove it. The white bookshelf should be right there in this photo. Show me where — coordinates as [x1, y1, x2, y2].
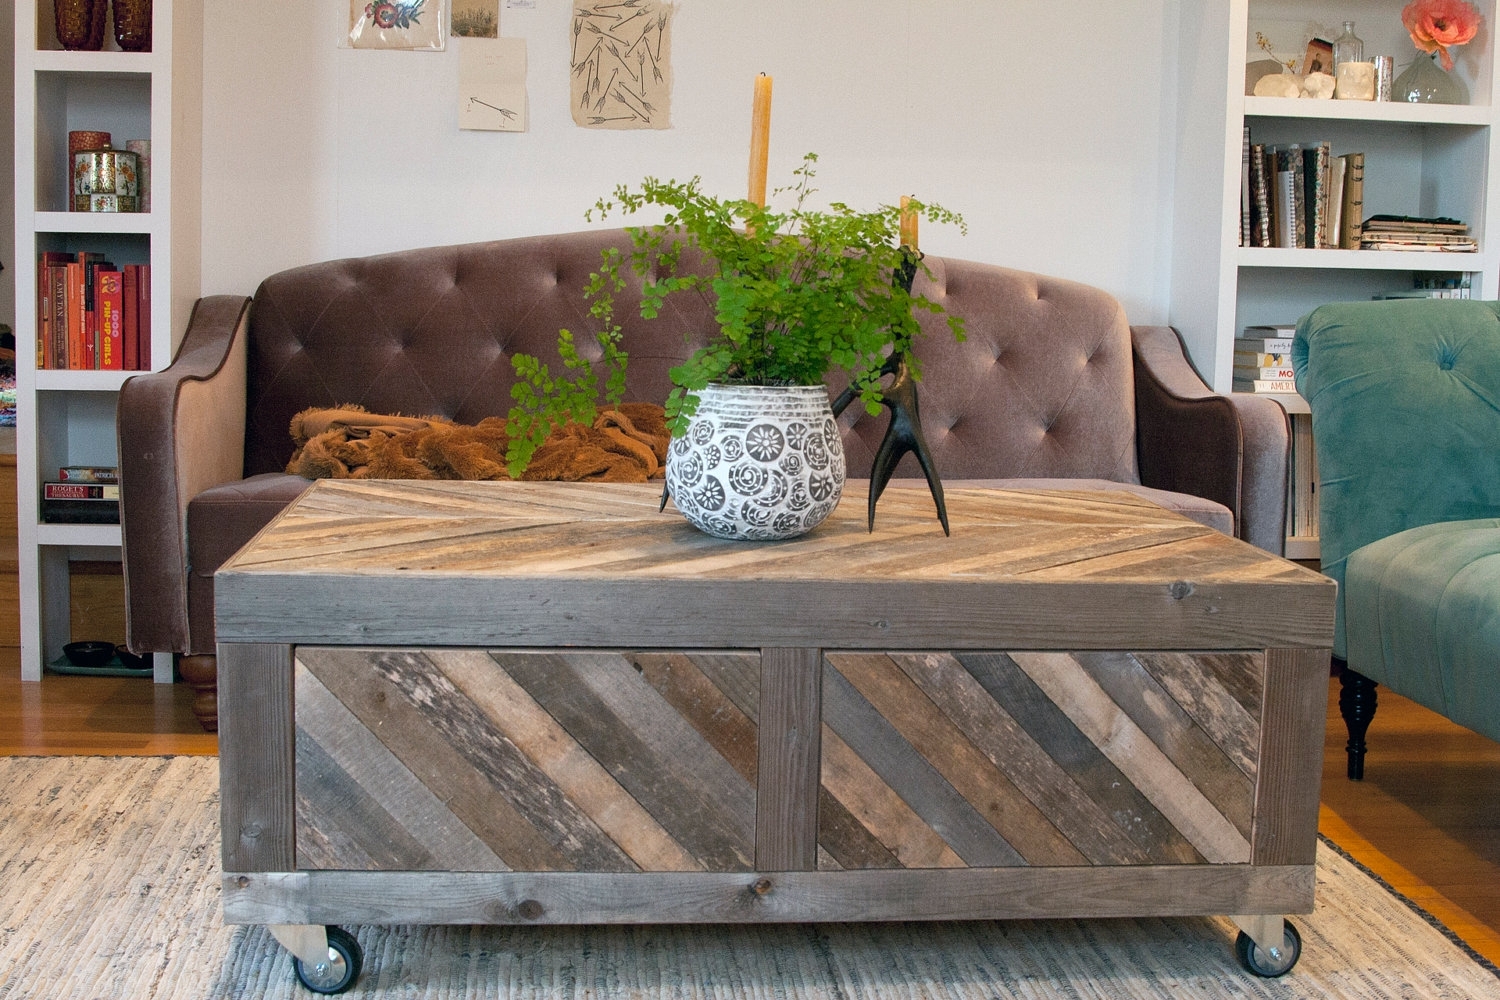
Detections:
[1173, 0, 1500, 557]
[12, 1, 201, 681]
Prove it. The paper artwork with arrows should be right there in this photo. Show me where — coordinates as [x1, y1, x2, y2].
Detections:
[571, 1, 674, 130]
[460, 36, 527, 131]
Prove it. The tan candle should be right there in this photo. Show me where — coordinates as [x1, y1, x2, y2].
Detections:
[899, 195, 918, 250]
[748, 73, 772, 207]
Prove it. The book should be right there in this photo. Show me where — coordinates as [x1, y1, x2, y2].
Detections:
[96, 269, 124, 370]
[42, 482, 120, 500]
[135, 264, 152, 370]
[57, 465, 119, 483]
[1240, 125, 1252, 247]
[1248, 143, 1272, 247]
[36, 251, 71, 368]
[1340, 152, 1364, 249]
[1234, 351, 1293, 367]
[1238, 325, 1297, 354]
[1234, 366, 1296, 380]
[1306, 141, 1330, 249]
[1273, 147, 1301, 248]
[40, 498, 120, 524]
[122, 266, 139, 370]
[1289, 146, 1307, 248]
[1325, 155, 1346, 250]
[1233, 377, 1298, 393]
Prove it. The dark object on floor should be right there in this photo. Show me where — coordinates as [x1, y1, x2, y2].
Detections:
[63, 640, 116, 668]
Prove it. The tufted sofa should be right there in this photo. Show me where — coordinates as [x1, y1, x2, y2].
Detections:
[117, 229, 1291, 731]
[1293, 299, 1500, 779]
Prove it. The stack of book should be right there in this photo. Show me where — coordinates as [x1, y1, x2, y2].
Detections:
[1233, 324, 1297, 394]
[1359, 215, 1477, 252]
[40, 465, 120, 524]
[36, 252, 152, 371]
[1242, 130, 1364, 250]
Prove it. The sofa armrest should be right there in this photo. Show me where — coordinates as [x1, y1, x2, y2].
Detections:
[1130, 325, 1290, 555]
[118, 295, 252, 653]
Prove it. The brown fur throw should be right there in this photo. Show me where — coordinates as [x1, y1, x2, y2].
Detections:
[285, 402, 670, 482]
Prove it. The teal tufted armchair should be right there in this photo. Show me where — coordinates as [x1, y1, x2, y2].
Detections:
[1293, 299, 1500, 779]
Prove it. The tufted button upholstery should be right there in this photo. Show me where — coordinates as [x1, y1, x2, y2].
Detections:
[245, 234, 1138, 486]
[119, 228, 1289, 733]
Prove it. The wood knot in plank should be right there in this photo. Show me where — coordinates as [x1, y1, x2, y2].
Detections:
[1169, 581, 1194, 600]
[751, 877, 773, 896]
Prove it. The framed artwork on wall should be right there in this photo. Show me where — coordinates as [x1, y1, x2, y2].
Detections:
[348, 0, 448, 50]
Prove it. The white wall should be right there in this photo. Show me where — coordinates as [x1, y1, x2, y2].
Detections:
[202, 1, 1182, 325]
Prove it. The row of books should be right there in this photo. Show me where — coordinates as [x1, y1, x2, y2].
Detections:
[36, 252, 152, 371]
[39, 465, 120, 524]
[1360, 214, 1477, 253]
[1240, 130, 1364, 250]
[1233, 324, 1297, 394]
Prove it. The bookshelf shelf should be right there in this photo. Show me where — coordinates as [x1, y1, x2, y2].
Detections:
[13, 1, 202, 682]
[1244, 95, 1491, 124]
[1236, 247, 1495, 270]
[1172, 0, 1500, 558]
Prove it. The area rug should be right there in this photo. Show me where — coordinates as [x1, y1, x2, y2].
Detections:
[1, 756, 1496, 999]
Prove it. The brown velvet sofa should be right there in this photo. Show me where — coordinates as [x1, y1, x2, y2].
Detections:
[117, 229, 1290, 731]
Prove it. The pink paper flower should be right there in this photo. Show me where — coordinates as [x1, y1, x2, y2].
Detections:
[1402, 0, 1482, 70]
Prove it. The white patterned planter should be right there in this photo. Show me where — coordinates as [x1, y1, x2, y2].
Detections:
[665, 383, 846, 540]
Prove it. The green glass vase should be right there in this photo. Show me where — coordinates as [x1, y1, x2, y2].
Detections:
[1393, 51, 1467, 104]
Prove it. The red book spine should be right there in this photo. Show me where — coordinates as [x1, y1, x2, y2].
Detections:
[122, 265, 139, 371]
[137, 264, 151, 370]
[97, 270, 124, 370]
[66, 262, 85, 370]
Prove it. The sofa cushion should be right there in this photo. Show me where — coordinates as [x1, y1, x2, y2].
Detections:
[1344, 518, 1500, 743]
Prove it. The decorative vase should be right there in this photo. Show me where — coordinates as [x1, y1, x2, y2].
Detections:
[54, 0, 107, 51]
[1393, 52, 1467, 104]
[112, 0, 153, 52]
[665, 383, 846, 541]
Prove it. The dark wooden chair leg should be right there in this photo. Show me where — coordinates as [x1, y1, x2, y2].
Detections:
[1337, 661, 1378, 780]
[178, 653, 219, 733]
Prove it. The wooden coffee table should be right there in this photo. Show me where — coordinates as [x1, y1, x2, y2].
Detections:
[214, 480, 1334, 990]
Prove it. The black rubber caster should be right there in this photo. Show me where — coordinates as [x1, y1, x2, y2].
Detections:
[293, 925, 362, 994]
[1234, 920, 1301, 977]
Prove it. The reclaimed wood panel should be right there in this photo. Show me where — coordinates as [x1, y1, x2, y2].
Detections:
[1252, 648, 1331, 866]
[755, 648, 823, 872]
[956, 651, 1202, 864]
[222, 864, 1316, 927]
[294, 661, 506, 871]
[1009, 652, 1252, 864]
[295, 647, 771, 873]
[219, 642, 295, 873]
[827, 652, 1086, 866]
[215, 482, 1336, 652]
[440, 650, 700, 873]
[886, 652, 1151, 865]
[499, 651, 756, 871]
[815, 649, 1263, 870]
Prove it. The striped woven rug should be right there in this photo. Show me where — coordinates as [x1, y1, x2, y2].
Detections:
[1, 755, 1495, 999]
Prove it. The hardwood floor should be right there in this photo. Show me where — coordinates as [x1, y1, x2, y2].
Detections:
[1, 651, 1496, 965]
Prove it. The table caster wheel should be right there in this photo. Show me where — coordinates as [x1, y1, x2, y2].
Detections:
[293, 925, 362, 994]
[1235, 920, 1301, 977]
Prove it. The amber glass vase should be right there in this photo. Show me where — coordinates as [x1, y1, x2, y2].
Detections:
[54, 0, 107, 51]
[112, 0, 153, 52]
